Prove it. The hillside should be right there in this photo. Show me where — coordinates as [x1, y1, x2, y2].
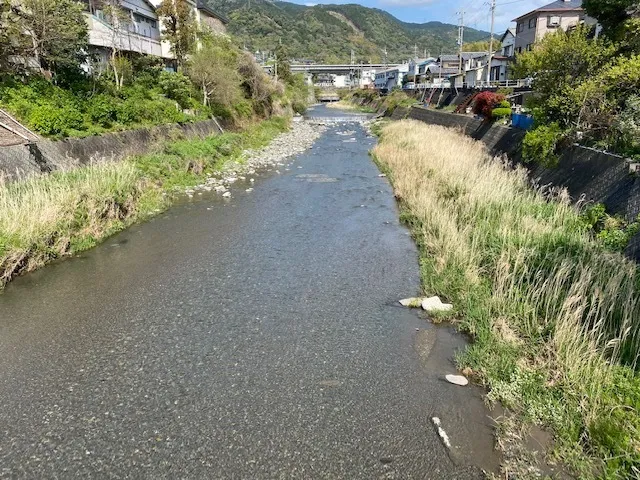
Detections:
[205, 0, 490, 63]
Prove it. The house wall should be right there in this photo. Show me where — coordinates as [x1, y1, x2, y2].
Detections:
[199, 14, 226, 34]
[515, 10, 586, 52]
[85, 13, 164, 58]
[501, 34, 515, 56]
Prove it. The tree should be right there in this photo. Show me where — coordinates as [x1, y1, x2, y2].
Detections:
[513, 26, 615, 128]
[5, 0, 88, 77]
[157, 0, 197, 70]
[187, 36, 241, 107]
[274, 43, 292, 84]
[583, 0, 638, 32]
[99, 0, 132, 89]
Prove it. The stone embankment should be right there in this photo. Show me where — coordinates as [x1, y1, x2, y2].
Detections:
[183, 119, 326, 198]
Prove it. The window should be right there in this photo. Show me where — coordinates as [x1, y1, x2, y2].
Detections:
[528, 17, 537, 28]
[517, 22, 524, 33]
[547, 15, 561, 27]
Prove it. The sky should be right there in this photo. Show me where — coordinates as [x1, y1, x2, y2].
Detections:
[292, 0, 555, 33]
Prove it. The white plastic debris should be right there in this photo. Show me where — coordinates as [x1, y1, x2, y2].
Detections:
[421, 296, 453, 312]
[432, 417, 451, 448]
[445, 374, 469, 386]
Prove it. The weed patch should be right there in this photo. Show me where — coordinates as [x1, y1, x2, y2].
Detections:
[373, 120, 640, 478]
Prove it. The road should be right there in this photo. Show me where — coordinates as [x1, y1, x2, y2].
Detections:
[0, 106, 499, 478]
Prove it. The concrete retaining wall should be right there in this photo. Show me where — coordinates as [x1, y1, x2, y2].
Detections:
[0, 119, 223, 182]
[400, 106, 640, 261]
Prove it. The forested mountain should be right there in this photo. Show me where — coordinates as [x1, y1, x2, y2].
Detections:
[206, 0, 490, 63]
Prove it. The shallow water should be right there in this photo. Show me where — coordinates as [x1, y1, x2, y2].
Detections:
[0, 105, 500, 478]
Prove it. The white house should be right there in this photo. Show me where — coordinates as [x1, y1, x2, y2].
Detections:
[374, 64, 409, 91]
[84, 0, 165, 65]
[501, 28, 516, 57]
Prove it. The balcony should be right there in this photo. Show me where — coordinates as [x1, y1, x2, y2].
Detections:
[85, 13, 165, 58]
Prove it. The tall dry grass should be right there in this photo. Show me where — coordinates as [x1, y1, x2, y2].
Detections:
[0, 162, 149, 286]
[373, 120, 640, 476]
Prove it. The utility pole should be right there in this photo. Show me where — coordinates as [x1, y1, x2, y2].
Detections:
[486, 0, 496, 85]
[414, 44, 418, 60]
[383, 47, 388, 67]
[457, 10, 465, 74]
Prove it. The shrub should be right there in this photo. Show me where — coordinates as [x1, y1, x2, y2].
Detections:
[158, 71, 193, 110]
[473, 91, 505, 118]
[522, 123, 563, 167]
[87, 94, 118, 127]
[28, 104, 84, 136]
[492, 107, 512, 119]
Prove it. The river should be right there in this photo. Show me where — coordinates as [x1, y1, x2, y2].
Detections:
[0, 105, 499, 478]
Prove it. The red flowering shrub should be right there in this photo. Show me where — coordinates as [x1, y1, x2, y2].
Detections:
[472, 91, 505, 118]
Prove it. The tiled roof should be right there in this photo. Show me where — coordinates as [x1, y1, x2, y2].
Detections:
[513, 0, 583, 21]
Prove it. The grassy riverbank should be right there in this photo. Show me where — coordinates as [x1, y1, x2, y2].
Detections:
[372, 120, 640, 478]
[0, 117, 289, 288]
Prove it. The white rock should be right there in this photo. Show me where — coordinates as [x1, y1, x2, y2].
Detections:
[249, 178, 255, 183]
[421, 296, 453, 312]
[378, 173, 387, 177]
[445, 374, 468, 386]
[399, 297, 423, 308]
[245, 188, 254, 192]
[227, 177, 237, 184]
[215, 186, 227, 193]
[222, 191, 231, 198]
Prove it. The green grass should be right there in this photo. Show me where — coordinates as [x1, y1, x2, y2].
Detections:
[0, 116, 290, 288]
[373, 120, 640, 479]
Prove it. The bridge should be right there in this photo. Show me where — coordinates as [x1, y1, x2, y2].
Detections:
[262, 63, 401, 75]
[290, 63, 400, 74]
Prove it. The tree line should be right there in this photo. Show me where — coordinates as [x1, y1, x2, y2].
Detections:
[0, 0, 305, 138]
[514, 0, 640, 164]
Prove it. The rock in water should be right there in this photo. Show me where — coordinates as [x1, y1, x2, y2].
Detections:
[222, 191, 231, 198]
[445, 374, 468, 386]
[421, 296, 453, 312]
[399, 297, 423, 308]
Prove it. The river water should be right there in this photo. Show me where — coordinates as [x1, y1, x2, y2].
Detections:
[0, 105, 500, 478]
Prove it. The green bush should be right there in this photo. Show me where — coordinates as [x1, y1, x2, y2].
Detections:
[87, 94, 118, 127]
[28, 104, 84, 136]
[492, 107, 512, 119]
[522, 123, 563, 167]
[158, 71, 193, 110]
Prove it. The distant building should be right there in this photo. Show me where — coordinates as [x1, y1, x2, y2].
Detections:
[512, 0, 596, 54]
[374, 65, 409, 91]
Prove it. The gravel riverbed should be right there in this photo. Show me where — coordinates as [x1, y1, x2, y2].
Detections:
[183, 119, 326, 198]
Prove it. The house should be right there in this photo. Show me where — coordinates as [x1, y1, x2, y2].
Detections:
[374, 65, 409, 91]
[407, 58, 437, 85]
[512, 0, 596, 54]
[83, 0, 166, 65]
[501, 28, 516, 57]
[357, 69, 377, 88]
[423, 64, 458, 86]
[196, 1, 229, 34]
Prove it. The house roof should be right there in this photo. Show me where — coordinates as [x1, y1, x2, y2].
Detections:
[197, 0, 229, 24]
[439, 54, 458, 61]
[500, 28, 516, 41]
[513, 0, 583, 21]
[425, 65, 459, 75]
[461, 51, 487, 60]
